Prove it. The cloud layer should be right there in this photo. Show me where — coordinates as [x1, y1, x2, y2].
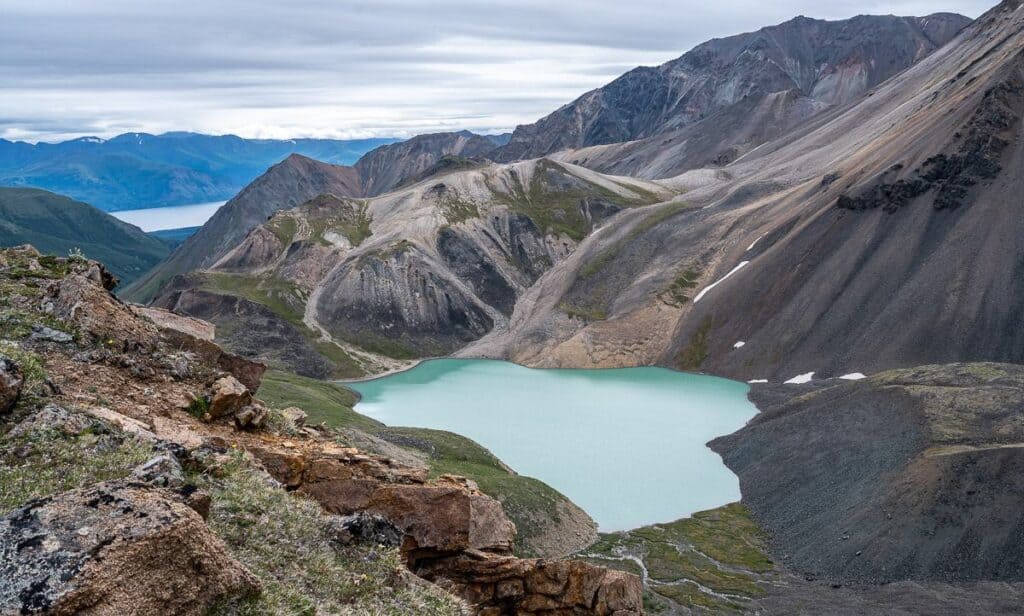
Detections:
[0, 0, 992, 142]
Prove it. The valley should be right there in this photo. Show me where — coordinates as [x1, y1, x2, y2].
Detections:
[3, 1, 1024, 614]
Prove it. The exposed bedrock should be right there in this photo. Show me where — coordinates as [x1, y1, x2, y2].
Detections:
[315, 244, 495, 358]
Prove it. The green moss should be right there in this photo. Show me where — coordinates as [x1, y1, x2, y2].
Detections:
[199, 455, 462, 615]
[676, 316, 713, 371]
[579, 503, 772, 613]
[493, 160, 663, 241]
[336, 202, 373, 247]
[0, 425, 154, 513]
[187, 394, 210, 419]
[653, 582, 745, 612]
[439, 196, 480, 225]
[265, 216, 298, 246]
[256, 370, 382, 433]
[659, 269, 701, 307]
[557, 301, 608, 322]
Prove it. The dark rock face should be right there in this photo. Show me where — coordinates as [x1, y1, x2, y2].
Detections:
[0, 355, 23, 415]
[495, 13, 970, 163]
[0, 481, 258, 615]
[353, 130, 499, 196]
[316, 244, 494, 358]
[437, 227, 518, 316]
[154, 285, 334, 379]
[837, 67, 1023, 212]
[711, 364, 1024, 584]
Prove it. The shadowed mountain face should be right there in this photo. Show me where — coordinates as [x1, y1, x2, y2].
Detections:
[124, 131, 505, 303]
[0, 187, 169, 285]
[712, 364, 1024, 584]
[494, 13, 970, 172]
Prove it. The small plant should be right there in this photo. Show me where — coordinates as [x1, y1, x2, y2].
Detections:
[67, 247, 87, 262]
[187, 394, 211, 419]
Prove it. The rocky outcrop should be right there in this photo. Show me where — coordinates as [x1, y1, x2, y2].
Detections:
[0, 355, 23, 414]
[417, 555, 643, 616]
[50, 263, 161, 349]
[0, 481, 259, 615]
[247, 439, 642, 615]
[131, 305, 215, 341]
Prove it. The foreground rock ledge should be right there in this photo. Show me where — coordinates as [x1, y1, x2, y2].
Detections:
[0, 481, 259, 615]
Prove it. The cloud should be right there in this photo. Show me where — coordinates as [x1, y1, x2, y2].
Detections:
[0, 0, 994, 142]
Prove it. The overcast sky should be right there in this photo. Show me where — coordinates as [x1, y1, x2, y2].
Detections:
[0, 0, 993, 143]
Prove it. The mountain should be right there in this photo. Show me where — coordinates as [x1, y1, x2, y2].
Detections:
[465, 0, 1024, 383]
[124, 131, 507, 302]
[494, 13, 970, 176]
[0, 187, 168, 284]
[0, 132, 399, 212]
[354, 130, 502, 195]
[147, 159, 673, 378]
[124, 154, 363, 302]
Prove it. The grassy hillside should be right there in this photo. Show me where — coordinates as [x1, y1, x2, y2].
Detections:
[0, 187, 169, 285]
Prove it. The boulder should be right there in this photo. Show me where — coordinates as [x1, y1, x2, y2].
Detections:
[328, 513, 403, 547]
[0, 355, 24, 414]
[0, 481, 259, 615]
[29, 325, 73, 344]
[8, 404, 91, 437]
[234, 402, 269, 430]
[281, 406, 308, 428]
[131, 454, 185, 488]
[208, 375, 251, 419]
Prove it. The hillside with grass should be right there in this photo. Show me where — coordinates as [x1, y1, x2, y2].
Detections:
[0, 187, 169, 285]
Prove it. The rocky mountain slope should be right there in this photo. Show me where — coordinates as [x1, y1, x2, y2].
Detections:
[0, 245, 637, 615]
[460, 0, 1024, 384]
[494, 13, 970, 173]
[712, 365, 1024, 586]
[125, 131, 507, 303]
[148, 159, 673, 378]
[0, 187, 169, 284]
[0, 132, 397, 211]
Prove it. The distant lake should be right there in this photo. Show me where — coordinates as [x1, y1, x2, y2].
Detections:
[110, 200, 225, 232]
[347, 359, 757, 531]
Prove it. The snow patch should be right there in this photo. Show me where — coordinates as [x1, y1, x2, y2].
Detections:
[784, 372, 815, 384]
[733, 341, 745, 348]
[747, 234, 765, 251]
[840, 372, 866, 380]
[693, 261, 750, 303]
[748, 379, 768, 384]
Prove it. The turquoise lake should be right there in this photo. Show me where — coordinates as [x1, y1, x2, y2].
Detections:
[347, 359, 757, 531]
